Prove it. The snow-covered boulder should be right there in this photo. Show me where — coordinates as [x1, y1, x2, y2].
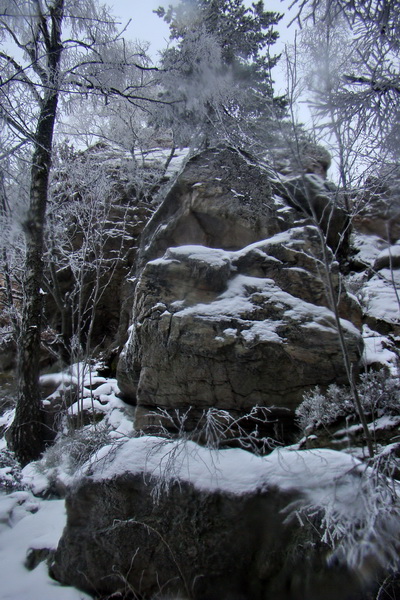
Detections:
[50, 437, 392, 600]
[118, 226, 362, 439]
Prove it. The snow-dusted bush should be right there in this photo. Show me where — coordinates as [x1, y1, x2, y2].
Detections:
[296, 384, 353, 433]
[43, 426, 112, 472]
[358, 370, 400, 419]
[287, 464, 400, 573]
[0, 449, 24, 492]
[144, 405, 278, 453]
[296, 371, 400, 435]
[26, 425, 113, 494]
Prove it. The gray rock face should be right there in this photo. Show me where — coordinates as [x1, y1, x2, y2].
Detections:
[272, 173, 349, 255]
[137, 146, 306, 270]
[138, 146, 349, 272]
[50, 438, 379, 600]
[118, 145, 362, 439]
[353, 168, 400, 243]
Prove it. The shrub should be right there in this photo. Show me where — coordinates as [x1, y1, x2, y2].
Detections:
[296, 370, 400, 436]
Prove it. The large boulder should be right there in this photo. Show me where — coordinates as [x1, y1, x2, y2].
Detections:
[118, 145, 361, 440]
[50, 436, 388, 600]
[118, 225, 362, 437]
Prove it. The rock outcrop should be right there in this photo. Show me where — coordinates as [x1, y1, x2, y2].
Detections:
[349, 231, 400, 339]
[118, 146, 362, 439]
[272, 173, 349, 255]
[353, 166, 400, 243]
[137, 146, 347, 270]
[50, 437, 384, 600]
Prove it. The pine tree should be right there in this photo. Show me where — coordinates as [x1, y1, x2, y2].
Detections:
[155, 0, 286, 151]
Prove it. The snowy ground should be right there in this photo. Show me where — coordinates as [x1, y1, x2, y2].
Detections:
[0, 492, 90, 600]
[0, 365, 130, 600]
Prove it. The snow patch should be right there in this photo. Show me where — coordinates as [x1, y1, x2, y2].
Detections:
[0, 492, 90, 600]
[361, 270, 400, 324]
[241, 320, 283, 344]
[362, 325, 399, 372]
[166, 245, 231, 268]
[351, 233, 388, 267]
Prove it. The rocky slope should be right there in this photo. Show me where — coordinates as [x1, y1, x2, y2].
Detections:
[1, 143, 400, 600]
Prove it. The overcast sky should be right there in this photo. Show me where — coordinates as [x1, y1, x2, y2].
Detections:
[108, 0, 315, 134]
[111, 0, 174, 58]
[109, 1, 329, 172]
[110, 0, 295, 64]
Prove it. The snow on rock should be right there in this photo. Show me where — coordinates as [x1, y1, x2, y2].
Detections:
[86, 435, 363, 506]
[350, 232, 400, 330]
[51, 437, 395, 600]
[118, 224, 362, 440]
[362, 325, 399, 372]
[351, 232, 388, 267]
[40, 364, 133, 436]
[175, 272, 358, 338]
[375, 243, 400, 265]
[163, 244, 232, 268]
[361, 268, 400, 325]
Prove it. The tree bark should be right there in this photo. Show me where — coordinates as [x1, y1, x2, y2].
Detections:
[8, 0, 64, 466]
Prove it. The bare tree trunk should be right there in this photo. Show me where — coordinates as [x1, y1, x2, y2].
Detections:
[8, 0, 64, 465]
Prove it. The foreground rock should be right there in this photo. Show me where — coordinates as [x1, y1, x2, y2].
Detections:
[50, 437, 391, 600]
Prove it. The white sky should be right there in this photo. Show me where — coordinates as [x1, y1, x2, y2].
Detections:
[108, 1, 316, 153]
[110, 0, 296, 64]
[110, 0, 174, 59]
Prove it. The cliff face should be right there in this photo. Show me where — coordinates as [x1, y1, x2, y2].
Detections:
[117, 146, 362, 440]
